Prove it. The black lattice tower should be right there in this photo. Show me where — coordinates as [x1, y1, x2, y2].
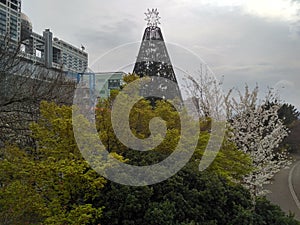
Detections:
[133, 9, 182, 105]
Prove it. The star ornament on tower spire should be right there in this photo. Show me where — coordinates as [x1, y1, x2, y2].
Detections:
[144, 8, 161, 27]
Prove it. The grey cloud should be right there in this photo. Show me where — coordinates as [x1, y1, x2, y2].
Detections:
[77, 19, 139, 49]
[23, 0, 300, 109]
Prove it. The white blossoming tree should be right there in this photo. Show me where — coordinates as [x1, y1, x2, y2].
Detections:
[225, 85, 291, 196]
[186, 66, 291, 196]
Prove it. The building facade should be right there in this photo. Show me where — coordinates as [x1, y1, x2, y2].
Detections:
[78, 72, 125, 99]
[96, 72, 124, 98]
[0, 0, 88, 74]
[21, 26, 88, 73]
[0, 0, 21, 42]
[20, 19, 88, 73]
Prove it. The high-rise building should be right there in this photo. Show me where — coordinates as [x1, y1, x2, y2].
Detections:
[0, 0, 21, 42]
[0, 0, 88, 74]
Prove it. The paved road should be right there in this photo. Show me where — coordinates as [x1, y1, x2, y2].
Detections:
[264, 156, 300, 220]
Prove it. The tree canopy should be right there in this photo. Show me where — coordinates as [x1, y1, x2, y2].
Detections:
[0, 74, 298, 224]
[0, 102, 105, 225]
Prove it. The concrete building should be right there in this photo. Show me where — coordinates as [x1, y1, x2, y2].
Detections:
[0, 0, 21, 42]
[20, 16, 88, 73]
[0, 0, 88, 73]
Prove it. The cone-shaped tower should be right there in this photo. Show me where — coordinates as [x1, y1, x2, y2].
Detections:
[133, 9, 182, 105]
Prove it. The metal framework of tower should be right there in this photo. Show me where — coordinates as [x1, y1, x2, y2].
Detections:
[133, 9, 182, 104]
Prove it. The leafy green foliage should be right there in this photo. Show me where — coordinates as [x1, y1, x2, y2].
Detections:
[278, 103, 300, 127]
[283, 120, 300, 153]
[0, 76, 298, 224]
[96, 74, 252, 179]
[93, 76, 297, 224]
[98, 163, 299, 225]
[0, 102, 105, 225]
[276, 103, 300, 153]
[253, 197, 299, 225]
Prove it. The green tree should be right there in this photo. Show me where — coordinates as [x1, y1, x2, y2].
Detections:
[97, 74, 252, 179]
[97, 162, 299, 225]
[0, 101, 106, 225]
[283, 120, 300, 153]
[276, 103, 300, 153]
[278, 103, 300, 127]
[94, 74, 297, 224]
[1, 74, 297, 225]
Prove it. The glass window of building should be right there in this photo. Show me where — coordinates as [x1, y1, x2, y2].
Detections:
[0, 10, 6, 34]
[0, 0, 7, 5]
[108, 79, 121, 89]
[9, 15, 18, 39]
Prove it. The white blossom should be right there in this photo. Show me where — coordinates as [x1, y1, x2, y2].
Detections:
[187, 68, 291, 197]
[225, 85, 291, 196]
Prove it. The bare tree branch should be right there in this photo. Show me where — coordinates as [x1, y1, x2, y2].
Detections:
[0, 34, 76, 147]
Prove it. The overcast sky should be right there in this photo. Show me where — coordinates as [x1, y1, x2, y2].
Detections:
[23, 0, 300, 109]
